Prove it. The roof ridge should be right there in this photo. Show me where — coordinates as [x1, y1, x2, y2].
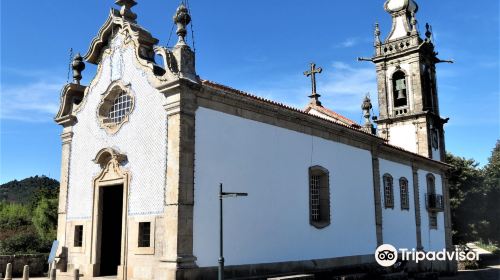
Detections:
[202, 79, 363, 130]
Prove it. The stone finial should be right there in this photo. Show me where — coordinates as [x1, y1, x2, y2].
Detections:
[173, 3, 191, 45]
[4, 263, 12, 280]
[374, 22, 381, 45]
[361, 95, 373, 124]
[425, 23, 432, 40]
[361, 94, 376, 134]
[72, 53, 85, 85]
[115, 0, 137, 21]
[22, 265, 29, 280]
[410, 12, 418, 34]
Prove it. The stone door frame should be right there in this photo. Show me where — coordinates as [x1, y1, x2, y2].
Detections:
[89, 148, 130, 280]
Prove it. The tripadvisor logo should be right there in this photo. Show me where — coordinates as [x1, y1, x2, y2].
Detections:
[375, 244, 398, 267]
[374, 244, 480, 267]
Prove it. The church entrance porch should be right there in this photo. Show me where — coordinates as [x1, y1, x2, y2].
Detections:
[98, 185, 124, 276]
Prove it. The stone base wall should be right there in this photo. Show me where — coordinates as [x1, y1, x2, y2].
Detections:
[0, 254, 49, 277]
[177, 255, 376, 279]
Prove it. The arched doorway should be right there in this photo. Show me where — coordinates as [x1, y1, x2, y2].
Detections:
[90, 148, 129, 279]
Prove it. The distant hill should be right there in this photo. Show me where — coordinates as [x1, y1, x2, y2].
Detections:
[0, 176, 59, 204]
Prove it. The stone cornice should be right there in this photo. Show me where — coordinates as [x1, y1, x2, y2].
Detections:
[55, 83, 87, 127]
[376, 111, 448, 125]
[84, 8, 159, 65]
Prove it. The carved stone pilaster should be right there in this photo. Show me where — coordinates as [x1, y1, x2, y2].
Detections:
[172, 44, 198, 84]
[412, 164, 423, 250]
[55, 128, 74, 272]
[158, 79, 200, 277]
[371, 146, 383, 246]
[441, 173, 453, 251]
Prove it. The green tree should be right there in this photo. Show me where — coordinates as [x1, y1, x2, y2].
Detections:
[482, 140, 500, 244]
[32, 198, 58, 241]
[0, 202, 31, 230]
[446, 153, 486, 244]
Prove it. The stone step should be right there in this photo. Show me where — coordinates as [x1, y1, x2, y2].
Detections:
[381, 272, 409, 280]
[332, 273, 369, 280]
[267, 274, 315, 280]
[413, 272, 439, 280]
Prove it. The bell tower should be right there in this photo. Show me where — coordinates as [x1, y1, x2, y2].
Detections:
[365, 0, 450, 161]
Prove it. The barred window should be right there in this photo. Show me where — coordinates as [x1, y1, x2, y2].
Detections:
[383, 174, 394, 209]
[108, 92, 132, 124]
[427, 173, 438, 229]
[74, 225, 83, 247]
[399, 177, 410, 210]
[309, 166, 330, 229]
[98, 83, 134, 134]
[310, 175, 321, 221]
[138, 222, 151, 248]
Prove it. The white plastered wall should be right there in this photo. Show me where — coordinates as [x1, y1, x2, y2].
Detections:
[66, 34, 167, 220]
[418, 170, 446, 251]
[379, 159, 417, 249]
[388, 123, 417, 153]
[193, 107, 377, 267]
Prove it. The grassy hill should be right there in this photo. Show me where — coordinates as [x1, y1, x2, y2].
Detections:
[0, 175, 59, 204]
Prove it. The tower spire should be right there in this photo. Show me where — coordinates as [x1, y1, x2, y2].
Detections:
[383, 0, 419, 41]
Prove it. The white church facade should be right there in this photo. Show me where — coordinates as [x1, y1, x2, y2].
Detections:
[54, 0, 454, 279]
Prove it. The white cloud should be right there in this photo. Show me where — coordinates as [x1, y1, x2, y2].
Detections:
[244, 61, 378, 116]
[339, 38, 358, 48]
[334, 37, 372, 48]
[319, 61, 377, 111]
[0, 79, 63, 122]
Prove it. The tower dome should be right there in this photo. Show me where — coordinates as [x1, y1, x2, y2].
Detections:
[384, 0, 418, 14]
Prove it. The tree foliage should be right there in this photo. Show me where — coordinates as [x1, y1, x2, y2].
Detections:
[482, 140, 500, 243]
[447, 140, 500, 245]
[32, 198, 58, 241]
[0, 175, 58, 205]
[0, 176, 59, 254]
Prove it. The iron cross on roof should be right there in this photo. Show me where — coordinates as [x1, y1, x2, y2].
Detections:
[304, 62, 323, 106]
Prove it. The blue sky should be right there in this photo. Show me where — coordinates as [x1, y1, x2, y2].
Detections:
[0, 0, 498, 183]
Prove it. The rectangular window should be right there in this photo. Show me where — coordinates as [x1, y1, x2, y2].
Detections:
[74, 225, 83, 247]
[310, 175, 321, 222]
[138, 222, 151, 248]
[383, 175, 394, 209]
[400, 178, 410, 210]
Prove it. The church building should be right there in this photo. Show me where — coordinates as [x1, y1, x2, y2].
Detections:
[54, 0, 454, 279]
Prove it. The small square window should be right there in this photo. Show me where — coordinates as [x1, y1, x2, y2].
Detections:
[74, 225, 83, 247]
[138, 222, 151, 248]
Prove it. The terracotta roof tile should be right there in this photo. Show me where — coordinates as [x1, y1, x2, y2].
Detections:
[202, 80, 363, 129]
[305, 104, 360, 128]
